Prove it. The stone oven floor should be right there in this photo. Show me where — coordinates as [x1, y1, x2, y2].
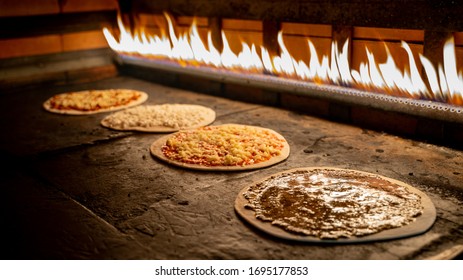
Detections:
[1, 76, 462, 259]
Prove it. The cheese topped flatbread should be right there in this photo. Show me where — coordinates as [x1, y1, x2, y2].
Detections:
[150, 124, 290, 171]
[43, 89, 148, 115]
[235, 167, 436, 243]
[101, 104, 216, 132]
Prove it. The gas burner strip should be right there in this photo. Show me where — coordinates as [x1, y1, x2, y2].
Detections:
[117, 54, 463, 124]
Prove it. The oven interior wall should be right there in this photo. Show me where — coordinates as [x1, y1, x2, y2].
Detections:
[0, 0, 119, 88]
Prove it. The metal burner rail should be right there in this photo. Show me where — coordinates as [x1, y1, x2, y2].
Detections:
[118, 54, 463, 124]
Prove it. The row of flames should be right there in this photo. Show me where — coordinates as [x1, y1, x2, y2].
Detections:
[103, 14, 463, 106]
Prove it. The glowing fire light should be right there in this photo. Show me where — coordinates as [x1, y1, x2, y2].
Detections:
[103, 14, 463, 106]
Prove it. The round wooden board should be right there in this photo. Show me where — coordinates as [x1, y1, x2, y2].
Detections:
[100, 104, 216, 133]
[150, 124, 290, 171]
[234, 167, 436, 243]
[43, 90, 148, 115]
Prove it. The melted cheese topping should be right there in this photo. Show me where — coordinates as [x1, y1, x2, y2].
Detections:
[162, 125, 286, 166]
[49, 89, 142, 111]
[102, 104, 214, 129]
[244, 169, 423, 239]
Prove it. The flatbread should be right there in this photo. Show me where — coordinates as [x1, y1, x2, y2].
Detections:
[101, 104, 216, 132]
[43, 89, 148, 115]
[235, 167, 436, 243]
[150, 124, 290, 171]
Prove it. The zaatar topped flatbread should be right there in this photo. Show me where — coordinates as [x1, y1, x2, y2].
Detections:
[150, 124, 290, 171]
[101, 104, 216, 132]
[235, 167, 436, 243]
[43, 89, 148, 115]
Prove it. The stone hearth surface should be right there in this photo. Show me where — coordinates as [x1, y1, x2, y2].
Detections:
[1, 76, 462, 259]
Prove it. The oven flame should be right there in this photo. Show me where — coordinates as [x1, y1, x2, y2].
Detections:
[103, 14, 463, 106]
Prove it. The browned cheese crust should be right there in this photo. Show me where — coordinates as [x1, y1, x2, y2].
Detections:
[150, 124, 290, 171]
[43, 89, 148, 115]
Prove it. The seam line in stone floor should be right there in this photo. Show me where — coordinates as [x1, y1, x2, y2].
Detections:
[63, 191, 125, 235]
[24, 165, 128, 236]
[1, 136, 137, 236]
[0, 155, 129, 238]
[15, 155, 129, 236]
[0, 133, 134, 171]
[31, 133, 135, 160]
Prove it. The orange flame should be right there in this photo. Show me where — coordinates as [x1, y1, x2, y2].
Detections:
[103, 14, 463, 106]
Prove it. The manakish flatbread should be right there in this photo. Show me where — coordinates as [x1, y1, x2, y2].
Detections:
[235, 167, 436, 243]
[150, 124, 290, 171]
[101, 104, 216, 132]
[43, 89, 148, 115]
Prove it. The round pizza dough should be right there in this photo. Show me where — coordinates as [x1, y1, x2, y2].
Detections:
[43, 89, 148, 115]
[235, 167, 436, 243]
[150, 124, 290, 171]
[101, 104, 216, 132]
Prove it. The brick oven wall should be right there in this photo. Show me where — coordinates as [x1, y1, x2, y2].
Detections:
[0, 0, 117, 58]
[0, 0, 119, 87]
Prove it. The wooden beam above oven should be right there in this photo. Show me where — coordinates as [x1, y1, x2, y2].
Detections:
[0, 11, 117, 39]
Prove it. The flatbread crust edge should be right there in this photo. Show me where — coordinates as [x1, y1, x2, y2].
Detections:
[100, 104, 216, 133]
[150, 124, 290, 171]
[43, 90, 148, 115]
[234, 167, 436, 243]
